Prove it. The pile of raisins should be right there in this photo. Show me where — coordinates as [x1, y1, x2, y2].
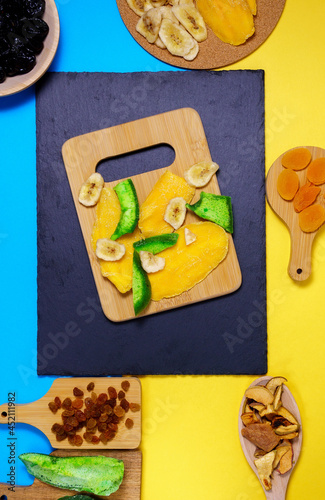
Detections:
[49, 380, 141, 447]
[0, 0, 49, 83]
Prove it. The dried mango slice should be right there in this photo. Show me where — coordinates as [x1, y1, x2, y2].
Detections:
[91, 187, 141, 293]
[139, 171, 195, 238]
[196, 0, 255, 46]
[149, 221, 228, 301]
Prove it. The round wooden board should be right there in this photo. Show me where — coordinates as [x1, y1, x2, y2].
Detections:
[0, 0, 60, 97]
[116, 0, 286, 70]
[266, 146, 325, 282]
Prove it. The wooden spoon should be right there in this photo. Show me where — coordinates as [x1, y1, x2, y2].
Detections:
[266, 146, 325, 281]
[238, 376, 302, 499]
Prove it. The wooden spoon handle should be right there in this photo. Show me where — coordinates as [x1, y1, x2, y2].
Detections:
[288, 230, 314, 281]
[265, 489, 286, 500]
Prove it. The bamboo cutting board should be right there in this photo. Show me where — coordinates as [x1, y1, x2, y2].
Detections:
[266, 146, 325, 281]
[0, 378, 141, 449]
[0, 449, 141, 499]
[62, 108, 242, 322]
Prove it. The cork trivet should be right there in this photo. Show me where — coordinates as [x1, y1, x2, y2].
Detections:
[116, 0, 286, 69]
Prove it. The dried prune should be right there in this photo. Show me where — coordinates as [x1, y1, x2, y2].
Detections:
[73, 387, 84, 397]
[118, 390, 125, 401]
[23, 0, 45, 18]
[125, 418, 134, 429]
[108, 387, 117, 399]
[114, 405, 125, 418]
[87, 382, 95, 392]
[121, 380, 130, 392]
[130, 403, 141, 412]
[48, 401, 58, 414]
[120, 399, 130, 412]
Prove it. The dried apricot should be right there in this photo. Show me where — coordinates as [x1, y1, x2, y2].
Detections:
[121, 380, 130, 392]
[307, 157, 325, 185]
[73, 387, 84, 397]
[293, 183, 321, 212]
[282, 147, 312, 170]
[299, 204, 325, 232]
[277, 169, 299, 201]
[125, 418, 134, 429]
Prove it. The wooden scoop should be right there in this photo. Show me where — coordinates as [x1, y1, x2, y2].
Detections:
[266, 146, 325, 281]
[238, 376, 302, 500]
[0, 378, 141, 449]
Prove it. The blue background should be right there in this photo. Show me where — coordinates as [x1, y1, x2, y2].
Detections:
[0, 0, 175, 487]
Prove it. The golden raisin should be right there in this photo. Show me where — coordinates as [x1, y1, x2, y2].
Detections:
[74, 435, 83, 446]
[87, 418, 97, 430]
[72, 399, 83, 410]
[130, 403, 141, 412]
[121, 380, 130, 392]
[91, 392, 97, 402]
[114, 405, 125, 418]
[125, 418, 134, 429]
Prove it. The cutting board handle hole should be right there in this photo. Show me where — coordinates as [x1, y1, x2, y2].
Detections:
[96, 143, 176, 182]
[1, 412, 7, 418]
[297, 268, 303, 275]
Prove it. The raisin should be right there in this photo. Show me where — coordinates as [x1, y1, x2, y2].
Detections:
[118, 390, 125, 400]
[98, 422, 107, 432]
[87, 417, 97, 430]
[120, 399, 130, 412]
[108, 423, 118, 432]
[99, 433, 108, 445]
[51, 423, 62, 434]
[75, 410, 86, 422]
[108, 398, 117, 408]
[91, 436, 100, 444]
[99, 414, 108, 423]
[90, 409, 101, 419]
[72, 398, 83, 410]
[114, 405, 125, 418]
[125, 418, 134, 429]
[48, 401, 58, 414]
[91, 392, 97, 402]
[55, 425, 66, 436]
[130, 403, 141, 412]
[87, 382, 95, 392]
[121, 380, 130, 392]
[66, 429, 76, 438]
[84, 397, 94, 409]
[105, 430, 116, 441]
[54, 396, 62, 409]
[112, 415, 120, 424]
[97, 393, 108, 405]
[84, 409, 92, 419]
[62, 398, 72, 409]
[83, 432, 93, 443]
[103, 404, 113, 415]
[63, 423, 74, 432]
[56, 431, 67, 441]
[62, 409, 75, 418]
[108, 387, 117, 399]
[66, 416, 79, 428]
[73, 387, 84, 397]
[74, 435, 83, 446]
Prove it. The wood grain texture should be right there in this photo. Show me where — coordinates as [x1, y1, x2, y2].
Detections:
[266, 146, 325, 281]
[0, 378, 141, 449]
[116, 0, 286, 70]
[62, 108, 242, 322]
[0, 449, 141, 500]
[0, 0, 60, 97]
[238, 376, 302, 500]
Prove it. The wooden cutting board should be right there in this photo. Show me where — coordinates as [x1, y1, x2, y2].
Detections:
[266, 146, 325, 281]
[0, 378, 141, 449]
[62, 108, 242, 322]
[0, 449, 141, 500]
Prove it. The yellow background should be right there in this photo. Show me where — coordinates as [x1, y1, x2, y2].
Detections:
[141, 1, 325, 498]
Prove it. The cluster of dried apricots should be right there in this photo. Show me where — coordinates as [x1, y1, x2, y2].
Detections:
[277, 147, 325, 232]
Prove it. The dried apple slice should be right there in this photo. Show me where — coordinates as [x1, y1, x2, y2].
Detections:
[245, 386, 274, 406]
[241, 412, 259, 426]
[277, 406, 299, 425]
[265, 376, 287, 395]
[281, 431, 299, 440]
[273, 443, 291, 469]
[273, 384, 282, 411]
[278, 443, 293, 474]
[259, 404, 277, 420]
[274, 423, 299, 436]
[249, 402, 265, 412]
[254, 451, 276, 491]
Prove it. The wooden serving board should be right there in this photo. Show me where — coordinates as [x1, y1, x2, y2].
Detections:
[266, 146, 325, 281]
[0, 449, 141, 500]
[239, 377, 302, 499]
[62, 108, 242, 322]
[0, 378, 141, 449]
[116, 0, 286, 70]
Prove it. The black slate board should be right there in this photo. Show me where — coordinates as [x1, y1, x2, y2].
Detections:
[36, 71, 266, 376]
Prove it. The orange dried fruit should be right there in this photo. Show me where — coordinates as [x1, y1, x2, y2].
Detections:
[277, 169, 299, 201]
[293, 183, 320, 212]
[299, 204, 325, 232]
[282, 147, 312, 171]
[307, 157, 325, 185]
